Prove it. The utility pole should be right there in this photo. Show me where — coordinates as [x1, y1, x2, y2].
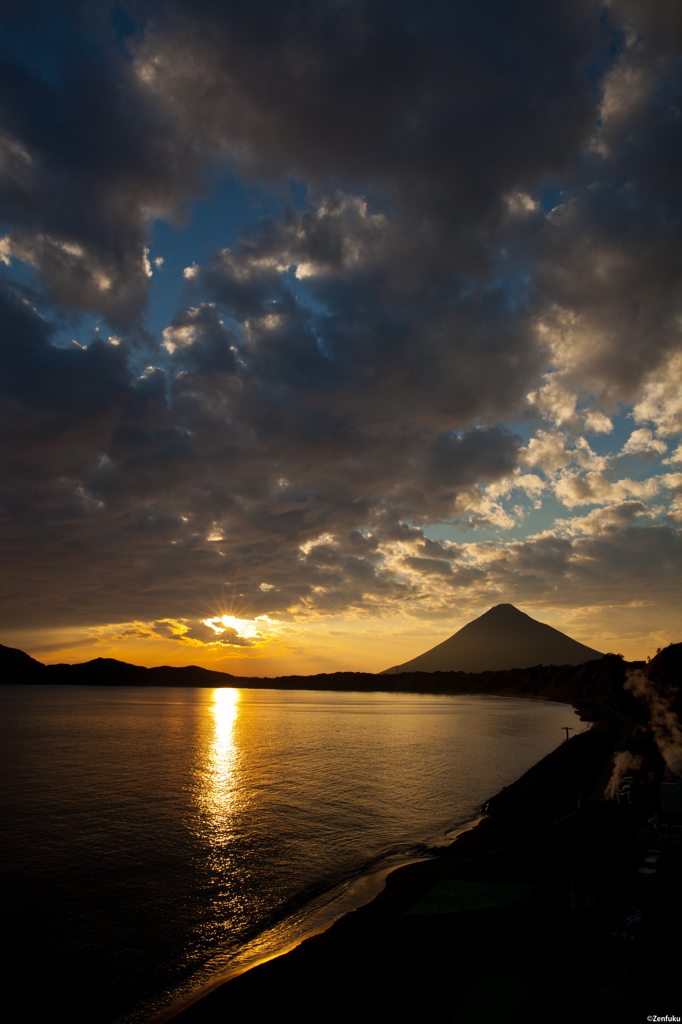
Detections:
[562, 726, 574, 742]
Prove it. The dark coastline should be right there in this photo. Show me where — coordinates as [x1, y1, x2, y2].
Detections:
[158, 714, 680, 1024]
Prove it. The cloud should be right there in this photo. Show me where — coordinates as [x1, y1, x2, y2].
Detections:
[0, 6, 211, 326]
[632, 351, 682, 438]
[553, 501, 657, 535]
[102, 617, 260, 648]
[519, 431, 572, 476]
[621, 428, 668, 457]
[133, 0, 600, 257]
[0, 231, 151, 322]
[0, 0, 604, 327]
[459, 524, 682, 609]
[553, 471, 682, 509]
[402, 557, 455, 579]
[663, 445, 682, 466]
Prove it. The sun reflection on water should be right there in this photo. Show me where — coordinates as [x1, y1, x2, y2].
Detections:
[201, 688, 245, 835]
[212, 686, 240, 743]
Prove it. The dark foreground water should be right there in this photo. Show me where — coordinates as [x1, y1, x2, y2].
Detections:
[1, 685, 583, 1022]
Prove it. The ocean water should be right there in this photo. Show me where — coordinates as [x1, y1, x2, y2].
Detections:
[0, 685, 583, 1022]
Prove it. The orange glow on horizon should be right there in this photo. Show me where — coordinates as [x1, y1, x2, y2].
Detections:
[3, 603, 678, 678]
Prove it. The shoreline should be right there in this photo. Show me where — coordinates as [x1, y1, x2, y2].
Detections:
[157, 716, 680, 1024]
[144, 815, 485, 1024]
[136, 694, 588, 1024]
[146, 720, 606, 1024]
[134, 692, 579, 1024]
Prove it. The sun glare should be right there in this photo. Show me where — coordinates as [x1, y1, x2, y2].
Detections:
[203, 614, 261, 639]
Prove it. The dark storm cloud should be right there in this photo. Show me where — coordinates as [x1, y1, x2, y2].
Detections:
[479, 523, 682, 607]
[606, 0, 682, 52]
[0, 3, 208, 323]
[381, 521, 682, 618]
[1, 0, 602, 317]
[174, 203, 543, 501]
[136, 0, 599, 240]
[428, 429, 521, 489]
[534, 114, 682, 399]
[525, 0, 682, 408]
[0, 0, 680, 630]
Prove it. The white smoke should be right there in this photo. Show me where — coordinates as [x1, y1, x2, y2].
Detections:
[624, 668, 682, 777]
[604, 750, 643, 800]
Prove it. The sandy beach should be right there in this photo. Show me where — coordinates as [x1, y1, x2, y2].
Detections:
[152, 715, 679, 1024]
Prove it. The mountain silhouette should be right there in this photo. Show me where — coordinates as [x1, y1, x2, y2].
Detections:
[381, 604, 603, 674]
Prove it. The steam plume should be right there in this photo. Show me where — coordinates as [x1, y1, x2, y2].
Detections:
[604, 751, 643, 800]
[625, 668, 682, 777]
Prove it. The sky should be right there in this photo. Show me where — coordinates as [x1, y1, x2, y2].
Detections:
[0, 0, 680, 674]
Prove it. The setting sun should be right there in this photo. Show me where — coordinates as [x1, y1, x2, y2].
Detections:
[203, 615, 263, 640]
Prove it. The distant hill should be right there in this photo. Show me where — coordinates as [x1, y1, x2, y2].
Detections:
[381, 604, 603, 674]
[0, 647, 234, 687]
[0, 643, 47, 681]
